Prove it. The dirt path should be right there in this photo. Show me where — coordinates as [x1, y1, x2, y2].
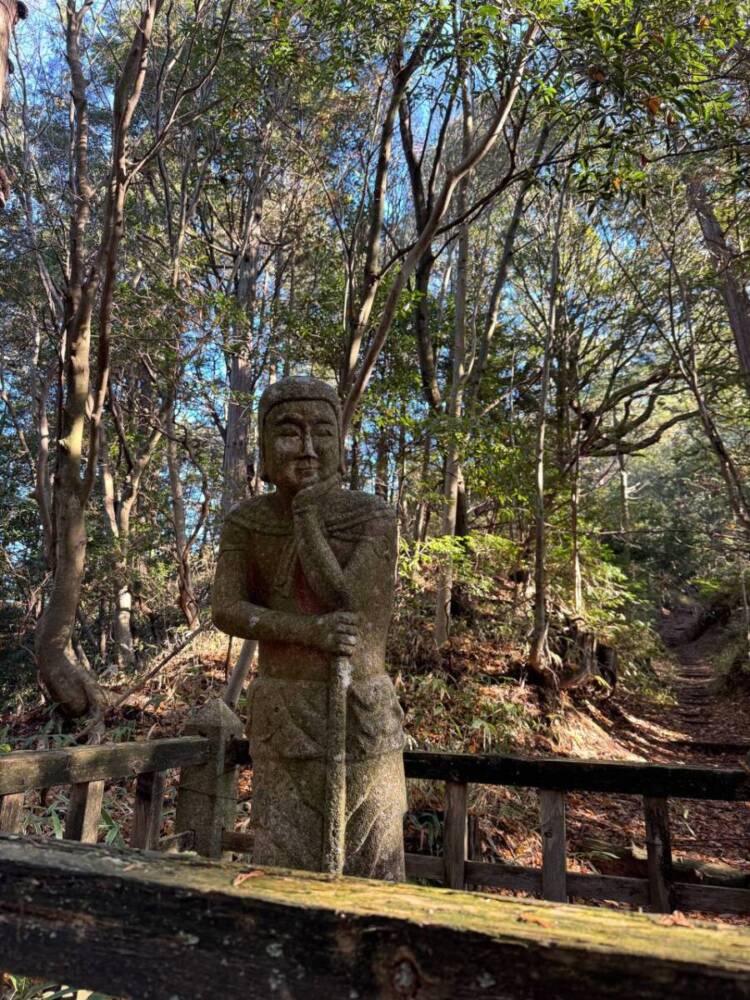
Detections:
[555, 603, 750, 918]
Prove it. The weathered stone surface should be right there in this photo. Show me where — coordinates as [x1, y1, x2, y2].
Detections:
[174, 698, 244, 859]
[212, 376, 406, 879]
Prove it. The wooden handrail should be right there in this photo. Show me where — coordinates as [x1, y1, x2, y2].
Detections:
[403, 750, 750, 801]
[0, 735, 210, 796]
[230, 741, 750, 801]
[3, 836, 750, 1000]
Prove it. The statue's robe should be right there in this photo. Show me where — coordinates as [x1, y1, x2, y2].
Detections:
[213, 488, 406, 880]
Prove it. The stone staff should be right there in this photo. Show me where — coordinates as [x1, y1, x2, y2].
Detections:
[322, 653, 352, 874]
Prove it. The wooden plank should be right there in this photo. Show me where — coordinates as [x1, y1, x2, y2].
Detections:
[3, 837, 750, 1000]
[540, 789, 567, 902]
[673, 882, 750, 916]
[466, 861, 650, 906]
[64, 781, 104, 843]
[131, 771, 166, 851]
[0, 736, 209, 795]
[403, 750, 750, 801]
[644, 796, 674, 913]
[443, 780, 468, 890]
[405, 853, 444, 881]
[417, 855, 657, 908]
[466, 859, 542, 894]
[0, 792, 25, 834]
[221, 830, 254, 854]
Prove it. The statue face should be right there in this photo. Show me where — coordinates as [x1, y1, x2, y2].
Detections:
[263, 399, 340, 494]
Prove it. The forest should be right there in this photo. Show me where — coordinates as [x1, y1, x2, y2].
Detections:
[1, 0, 750, 982]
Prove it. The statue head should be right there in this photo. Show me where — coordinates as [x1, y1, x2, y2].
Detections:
[258, 376, 346, 494]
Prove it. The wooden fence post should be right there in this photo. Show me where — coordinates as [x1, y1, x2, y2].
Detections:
[644, 796, 674, 913]
[131, 771, 166, 850]
[444, 780, 468, 889]
[175, 699, 243, 859]
[0, 793, 25, 834]
[65, 781, 105, 843]
[539, 789, 567, 902]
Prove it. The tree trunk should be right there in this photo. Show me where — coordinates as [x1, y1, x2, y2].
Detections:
[688, 176, 750, 399]
[166, 413, 199, 627]
[0, 0, 25, 208]
[35, 489, 105, 716]
[529, 182, 568, 678]
[434, 73, 472, 648]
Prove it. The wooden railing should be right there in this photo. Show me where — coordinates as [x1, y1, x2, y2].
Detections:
[0, 699, 243, 857]
[4, 836, 750, 1000]
[2, 702, 748, 915]
[399, 750, 750, 915]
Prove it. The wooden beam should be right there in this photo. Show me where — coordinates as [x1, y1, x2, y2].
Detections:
[131, 771, 166, 851]
[406, 856, 750, 913]
[0, 793, 25, 834]
[403, 750, 750, 801]
[221, 830, 253, 854]
[3, 837, 750, 1000]
[644, 797, 674, 914]
[64, 781, 104, 843]
[226, 741, 750, 802]
[0, 737, 209, 795]
[539, 790, 567, 903]
[443, 780, 468, 890]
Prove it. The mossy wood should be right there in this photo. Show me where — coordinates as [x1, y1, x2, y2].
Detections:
[2, 836, 750, 1000]
[0, 736, 209, 795]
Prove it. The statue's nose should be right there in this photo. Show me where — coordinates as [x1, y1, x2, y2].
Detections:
[301, 427, 317, 457]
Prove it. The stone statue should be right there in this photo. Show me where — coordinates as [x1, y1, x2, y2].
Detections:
[212, 376, 406, 880]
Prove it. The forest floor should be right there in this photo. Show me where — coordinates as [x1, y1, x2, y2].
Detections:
[523, 601, 750, 924]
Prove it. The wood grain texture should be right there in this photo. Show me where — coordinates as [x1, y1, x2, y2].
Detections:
[644, 796, 674, 913]
[405, 856, 749, 913]
[64, 781, 104, 843]
[0, 792, 25, 834]
[402, 750, 750, 801]
[131, 771, 166, 850]
[540, 790, 567, 903]
[443, 780, 468, 890]
[0, 736, 209, 795]
[2, 836, 750, 1000]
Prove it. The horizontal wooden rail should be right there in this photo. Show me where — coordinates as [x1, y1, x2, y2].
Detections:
[403, 750, 750, 801]
[3, 836, 750, 1000]
[0, 736, 210, 796]
[227, 741, 750, 802]
[405, 854, 750, 915]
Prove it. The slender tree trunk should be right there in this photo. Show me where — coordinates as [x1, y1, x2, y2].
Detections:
[434, 74, 472, 647]
[571, 456, 583, 615]
[166, 412, 199, 626]
[529, 184, 568, 677]
[0, 0, 25, 207]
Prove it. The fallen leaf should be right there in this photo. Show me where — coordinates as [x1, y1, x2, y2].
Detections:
[516, 913, 552, 928]
[656, 911, 693, 927]
[233, 870, 264, 886]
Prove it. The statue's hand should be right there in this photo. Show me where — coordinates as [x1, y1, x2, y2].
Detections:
[292, 473, 341, 517]
[307, 610, 360, 657]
